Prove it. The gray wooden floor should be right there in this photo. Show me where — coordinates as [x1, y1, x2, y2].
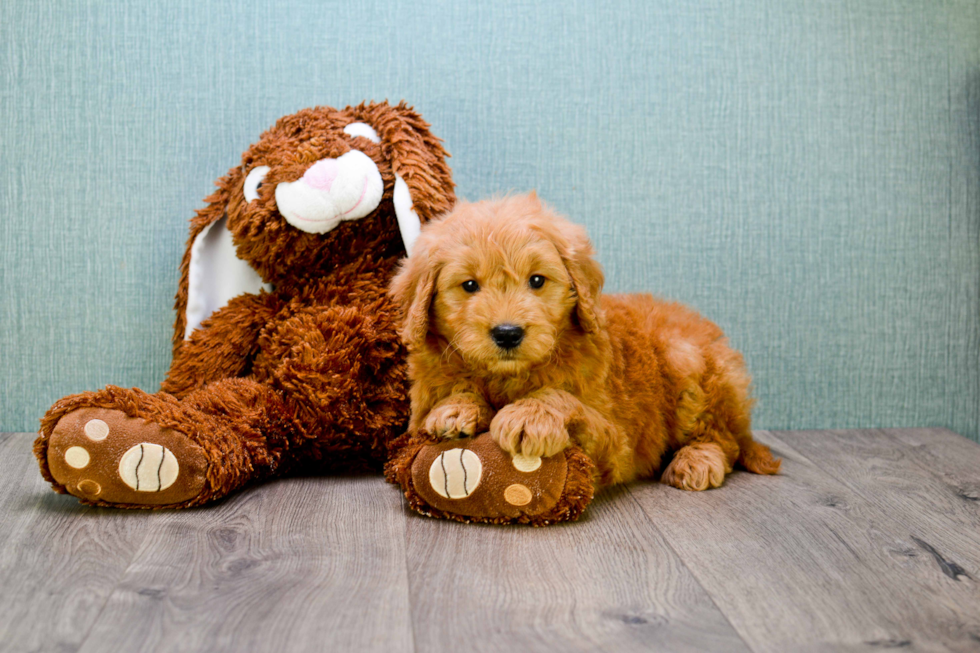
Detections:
[1, 428, 979, 653]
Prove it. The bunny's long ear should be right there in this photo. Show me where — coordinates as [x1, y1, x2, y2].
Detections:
[351, 102, 456, 255]
[171, 174, 271, 352]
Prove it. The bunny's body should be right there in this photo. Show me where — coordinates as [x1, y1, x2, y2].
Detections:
[35, 103, 455, 508]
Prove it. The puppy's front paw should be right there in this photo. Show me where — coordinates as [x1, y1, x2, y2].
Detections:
[490, 403, 570, 458]
[424, 401, 483, 439]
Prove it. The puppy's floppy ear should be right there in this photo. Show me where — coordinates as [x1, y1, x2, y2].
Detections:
[560, 224, 604, 334]
[532, 198, 604, 334]
[350, 101, 456, 255]
[388, 233, 440, 350]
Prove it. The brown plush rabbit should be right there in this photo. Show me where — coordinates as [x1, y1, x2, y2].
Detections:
[34, 102, 456, 508]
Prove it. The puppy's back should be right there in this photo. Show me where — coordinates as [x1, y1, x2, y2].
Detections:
[599, 293, 754, 456]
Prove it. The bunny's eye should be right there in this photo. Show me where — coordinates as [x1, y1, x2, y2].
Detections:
[243, 166, 270, 202]
[343, 122, 381, 144]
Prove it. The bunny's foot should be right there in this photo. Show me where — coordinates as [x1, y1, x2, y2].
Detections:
[42, 407, 208, 507]
[37, 382, 295, 509]
[387, 432, 595, 525]
[35, 385, 269, 509]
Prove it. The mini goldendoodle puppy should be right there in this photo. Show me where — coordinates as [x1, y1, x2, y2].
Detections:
[389, 193, 780, 491]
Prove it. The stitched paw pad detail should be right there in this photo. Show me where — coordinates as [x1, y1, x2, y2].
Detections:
[411, 433, 567, 519]
[428, 449, 482, 499]
[118, 443, 180, 492]
[46, 408, 208, 506]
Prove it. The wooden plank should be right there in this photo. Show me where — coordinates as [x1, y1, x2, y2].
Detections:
[628, 431, 980, 652]
[7, 427, 980, 652]
[882, 428, 980, 501]
[77, 474, 414, 653]
[0, 433, 154, 653]
[405, 485, 752, 653]
[0, 434, 36, 540]
[772, 428, 980, 572]
[0, 434, 43, 553]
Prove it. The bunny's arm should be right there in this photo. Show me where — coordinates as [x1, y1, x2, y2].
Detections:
[161, 291, 282, 398]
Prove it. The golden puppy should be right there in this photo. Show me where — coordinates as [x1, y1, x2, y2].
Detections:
[389, 193, 780, 491]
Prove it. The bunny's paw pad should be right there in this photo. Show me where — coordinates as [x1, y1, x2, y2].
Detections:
[47, 408, 207, 506]
[409, 433, 582, 523]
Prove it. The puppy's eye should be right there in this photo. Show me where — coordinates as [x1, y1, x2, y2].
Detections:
[529, 275, 546, 289]
[462, 280, 480, 293]
[243, 166, 270, 202]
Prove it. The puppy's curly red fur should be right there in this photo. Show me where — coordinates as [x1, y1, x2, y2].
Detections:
[390, 194, 780, 490]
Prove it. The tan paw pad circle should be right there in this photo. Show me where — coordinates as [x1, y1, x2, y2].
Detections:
[429, 448, 482, 499]
[504, 483, 533, 506]
[76, 479, 101, 496]
[83, 419, 110, 441]
[511, 453, 542, 472]
[118, 443, 179, 492]
[64, 446, 90, 469]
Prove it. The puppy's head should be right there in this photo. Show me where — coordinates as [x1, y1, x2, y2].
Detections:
[389, 193, 604, 375]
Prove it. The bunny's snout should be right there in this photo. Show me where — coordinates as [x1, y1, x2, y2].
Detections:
[274, 150, 384, 234]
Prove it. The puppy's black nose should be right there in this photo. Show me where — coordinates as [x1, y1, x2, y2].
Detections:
[490, 324, 525, 350]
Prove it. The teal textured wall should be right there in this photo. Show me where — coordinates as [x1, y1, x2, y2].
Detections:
[2, 1, 978, 439]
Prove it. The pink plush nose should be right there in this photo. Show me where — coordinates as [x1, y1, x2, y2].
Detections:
[302, 158, 339, 192]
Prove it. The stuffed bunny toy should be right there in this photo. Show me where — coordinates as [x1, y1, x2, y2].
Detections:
[34, 101, 596, 524]
[35, 101, 454, 507]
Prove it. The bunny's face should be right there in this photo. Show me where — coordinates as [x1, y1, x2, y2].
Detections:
[218, 103, 454, 284]
[245, 118, 387, 235]
[174, 102, 455, 344]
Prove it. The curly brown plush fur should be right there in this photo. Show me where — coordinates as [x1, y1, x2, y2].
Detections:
[35, 102, 456, 508]
[388, 194, 780, 492]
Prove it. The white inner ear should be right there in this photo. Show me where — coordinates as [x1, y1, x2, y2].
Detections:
[343, 122, 381, 143]
[394, 173, 422, 256]
[184, 216, 272, 340]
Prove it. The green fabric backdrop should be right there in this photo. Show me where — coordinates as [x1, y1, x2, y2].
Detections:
[2, 0, 978, 440]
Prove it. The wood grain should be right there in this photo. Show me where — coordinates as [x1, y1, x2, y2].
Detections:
[883, 428, 980, 504]
[0, 433, 36, 550]
[772, 428, 980, 572]
[77, 474, 414, 653]
[3, 429, 980, 652]
[628, 430, 980, 652]
[404, 486, 751, 653]
[0, 433, 154, 653]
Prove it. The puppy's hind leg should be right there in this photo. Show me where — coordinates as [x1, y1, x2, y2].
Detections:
[660, 382, 740, 492]
[661, 441, 734, 492]
[661, 365, 780, 491]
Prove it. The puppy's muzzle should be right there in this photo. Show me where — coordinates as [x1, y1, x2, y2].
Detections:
[490, 324, 525, 350]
